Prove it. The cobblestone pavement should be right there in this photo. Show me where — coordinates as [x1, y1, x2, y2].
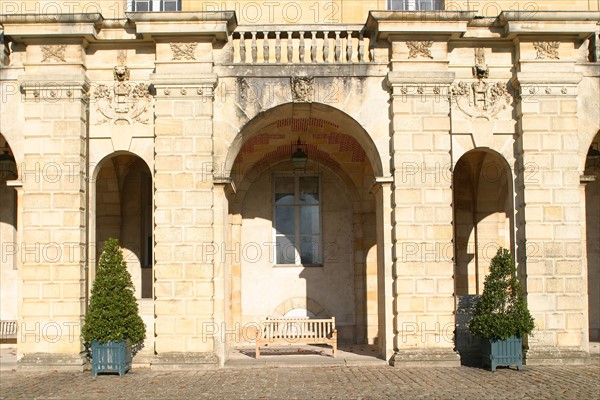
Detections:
[1, 364, 599, 400]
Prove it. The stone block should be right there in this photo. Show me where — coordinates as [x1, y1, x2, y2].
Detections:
[154, 264, 184, 280]
[556, 296, 582, 311]
[556, 260, 582, 275]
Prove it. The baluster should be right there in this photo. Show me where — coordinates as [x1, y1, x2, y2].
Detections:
[370, 32, 375, 62]
[311, 31, 317, 62]
[263, 31, 269, 63]
[358, 32, 365, 62]
[334, 31, 341, 62]
[299, 31, 305, 63]
[287, 31, 293, 63]
[346, 31, 353, 62]
[275, 31, 281, 63]
[251, 32, 258, 63]
[323, 31, 330, 63]
[239, 32, 246, 63]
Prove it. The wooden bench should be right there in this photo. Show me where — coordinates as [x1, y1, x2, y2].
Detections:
[255, 317, 337, 358]
[0, 320, 17, 344]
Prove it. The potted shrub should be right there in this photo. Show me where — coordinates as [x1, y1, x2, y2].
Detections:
[82, 238, 146, 376]
[469, 247, 535, 371]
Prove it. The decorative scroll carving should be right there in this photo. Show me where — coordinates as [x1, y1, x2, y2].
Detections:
[472, 47, 489, 79]
[93, 64, 153, 125]
[41, 45, 66, 62]
[290, 77, 314, 102]
[534, 42, 560, 60]
[170, 42, 197, 60]
[450, 80, 512, 119]
[407, 41, 433, 59]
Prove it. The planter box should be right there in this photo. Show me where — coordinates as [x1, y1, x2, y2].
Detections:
[481, 335, 523, 372]
[91, 340, 132, 377]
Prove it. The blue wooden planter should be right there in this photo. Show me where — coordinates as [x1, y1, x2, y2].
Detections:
[91, 340, 132, 377]
[481, 335, 523, 372]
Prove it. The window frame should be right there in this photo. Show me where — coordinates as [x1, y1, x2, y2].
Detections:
[387, 0, 444, 11]
[129, 0, 181, 12]
[272, 172, 322, 268]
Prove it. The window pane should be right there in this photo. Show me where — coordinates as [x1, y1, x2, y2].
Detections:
[299, 176, 319, 204]
[276, 236, 297, 264]
[275, 177, 294, 205]
[134, 1, 151, 11]
[300, 236, 320, 264]
[300, 206, 319, 234]
[275, 206, 295, 234]
[162, 0, 179, 11]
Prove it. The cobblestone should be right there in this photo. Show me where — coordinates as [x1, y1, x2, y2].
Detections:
[1, 365, 599, 400]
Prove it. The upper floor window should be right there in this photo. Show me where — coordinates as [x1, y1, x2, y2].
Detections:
[130, 0, 181, 11]
[388, 0, 444, 11]
[273, 175, 321, 266]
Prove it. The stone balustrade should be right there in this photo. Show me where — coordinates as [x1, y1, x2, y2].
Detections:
[231, 26, 374, 64]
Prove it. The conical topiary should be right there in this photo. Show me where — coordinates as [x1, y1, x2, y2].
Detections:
[82, 238, 146, 346]
[469, 247, 535, 340]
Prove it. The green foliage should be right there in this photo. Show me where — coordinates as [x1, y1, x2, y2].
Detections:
[82, 238, 146, 345]
[469, 248, 535, 340]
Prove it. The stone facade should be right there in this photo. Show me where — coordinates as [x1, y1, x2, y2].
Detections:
[0, 2, 599, 369]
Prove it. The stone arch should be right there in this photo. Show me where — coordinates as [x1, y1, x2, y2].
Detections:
[222, 102, 384, 180]
[271, 297, 331, 319]
[224, 102, 381, 350]
[91, 151, 153, 299]
[453, 148, 515, 363]
[452, 148, 515, 295]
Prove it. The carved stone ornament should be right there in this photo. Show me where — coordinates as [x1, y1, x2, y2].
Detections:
[92, 65, 153, 125]
[170, 42, 197, 61]
[533, 41, 560, 60]
[450, 80, 512, 119]
[41, 45, 66, 63]
[472, 47, 489, 80]
[407, 41, 433, 59]
[291, 77, 314, 102]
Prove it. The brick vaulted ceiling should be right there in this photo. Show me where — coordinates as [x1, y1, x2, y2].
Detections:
[233, 117, 368, 176]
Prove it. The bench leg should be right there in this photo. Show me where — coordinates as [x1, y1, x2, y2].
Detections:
[256, 343, 260, 358]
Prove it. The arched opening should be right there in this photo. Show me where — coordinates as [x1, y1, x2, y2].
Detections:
[453, 149, 514, 364]
[585, 132, 600, 346]
[94, 152, 153, 299]
[92, 151, 154, 362]
[224, 103, 383, 359]
[0, 133, 18, 329]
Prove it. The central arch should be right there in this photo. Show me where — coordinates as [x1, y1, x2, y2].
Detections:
[221, 102, 384, 357]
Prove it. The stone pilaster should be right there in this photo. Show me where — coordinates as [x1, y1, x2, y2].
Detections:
[387, 71, 460, 367]
[17, 63, 89, 370]
[516, 40, 589, 363]
[150, 60, 220, 368]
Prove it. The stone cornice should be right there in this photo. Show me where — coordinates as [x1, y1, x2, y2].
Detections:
[0, 11, 237, 42]
[499, 11, 600, 39]
[366, 11, 475, 40]
[366, 11, 599, 42]
[128, 11, 236, 41]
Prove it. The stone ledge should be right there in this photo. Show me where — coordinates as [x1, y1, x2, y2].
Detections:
[151, 352, 219, 370]
[17, 353, 86, 372]
[524, 347, 591, 365]
[390, 349, 461, 367]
